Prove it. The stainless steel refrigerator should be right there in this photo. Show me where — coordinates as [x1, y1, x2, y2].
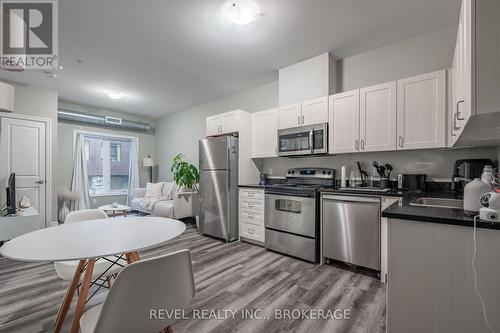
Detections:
[199, 135, 239, 242]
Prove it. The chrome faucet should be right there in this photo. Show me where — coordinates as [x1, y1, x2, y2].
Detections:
[451, 176, 473, 191]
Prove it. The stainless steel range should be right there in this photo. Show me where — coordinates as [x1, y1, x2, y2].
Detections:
[264, 168, 335, 262]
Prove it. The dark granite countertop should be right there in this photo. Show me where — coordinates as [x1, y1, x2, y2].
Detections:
[238, 184, 273, 189]
[320, 187, 404, 197]
[382, 192, 500, 230]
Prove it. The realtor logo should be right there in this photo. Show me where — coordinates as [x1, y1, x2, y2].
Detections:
[0, 0, 58, 70]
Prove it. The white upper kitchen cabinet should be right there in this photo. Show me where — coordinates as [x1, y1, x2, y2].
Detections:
[222, 111, 239, 134]
[205, 110, 241, 136]
[206, 115, 222, 136]
[397, 70, 446, 150]
[251, 108, 279, 158]
[302, 96, 328, 126]
[359, 81, 397, 152]
[278, 103, 302, 129]
[329, 90, 360, 154]
[279, 53, 336, 106]
[448, 0, 500, 146]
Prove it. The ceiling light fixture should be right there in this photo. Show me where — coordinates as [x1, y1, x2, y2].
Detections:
[223, 0, 261, 25]
[102, 89, 126, 100]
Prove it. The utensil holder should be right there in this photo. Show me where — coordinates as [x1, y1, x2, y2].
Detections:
[379, 178, 390, 189]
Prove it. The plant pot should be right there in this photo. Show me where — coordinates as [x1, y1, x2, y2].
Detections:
[58, 201, 69, 223]
[195, 215, 200, 229]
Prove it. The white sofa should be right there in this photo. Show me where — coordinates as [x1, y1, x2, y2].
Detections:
[130, 182, 196, 219]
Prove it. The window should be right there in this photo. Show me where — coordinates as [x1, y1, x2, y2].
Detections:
[83, 134, 132, 196]
[84, 141, 90, 161]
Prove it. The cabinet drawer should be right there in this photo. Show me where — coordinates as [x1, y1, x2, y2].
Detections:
[239, 189, 264, 200]
[240, 222, 264, 242]
[240, 215, 264, 227]
[239, 210, 264, 222]
[239, 199, 264, 212]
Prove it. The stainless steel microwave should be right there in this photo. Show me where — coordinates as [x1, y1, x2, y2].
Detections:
[277, 123, 328, 157]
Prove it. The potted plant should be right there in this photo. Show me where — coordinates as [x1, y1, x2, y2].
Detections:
[170, 153, 200, 226]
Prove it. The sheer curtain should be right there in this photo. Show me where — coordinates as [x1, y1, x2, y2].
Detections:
[127, 137, 140, 205]
[70, 131, 90, 210]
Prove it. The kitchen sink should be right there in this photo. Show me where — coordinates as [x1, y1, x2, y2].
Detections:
[410, 197, 463, 209]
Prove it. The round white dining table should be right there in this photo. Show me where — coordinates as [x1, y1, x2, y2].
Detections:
[0, 216, 186, 333]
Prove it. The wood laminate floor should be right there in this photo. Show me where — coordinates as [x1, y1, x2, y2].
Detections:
[0, 223, 386, 333]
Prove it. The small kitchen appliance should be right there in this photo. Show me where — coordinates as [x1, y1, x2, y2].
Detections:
[479, 192, 500, 222]
[397, 174, 427, 191]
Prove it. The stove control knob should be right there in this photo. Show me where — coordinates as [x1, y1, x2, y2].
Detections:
[287, 170, 291, 174]
[322, 171, 326, 175]
[327, 171, 332, 175]
[291, 170, 295, 174]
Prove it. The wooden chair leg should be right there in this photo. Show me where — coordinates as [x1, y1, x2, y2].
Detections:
[71, 259, 95, 333]
[167, 326, 174, 333]
[54, 260, 85, 333]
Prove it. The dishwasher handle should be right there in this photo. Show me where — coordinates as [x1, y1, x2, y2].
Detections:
[322, 194, 381, 203]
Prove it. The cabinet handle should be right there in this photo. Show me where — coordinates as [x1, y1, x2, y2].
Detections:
[248, 203, 254, 208]
[248, 228, 255, 234]
[355, 140, 359, 150]
[309, 130, 314, 153]
[398, 136, 404, 148]
[247, 192, 254, 197]
[297, 116, 301, 125]
[453, 120, 461, 131]
[456, 100, 465, 121]
[450, 122, 457, 136]
[360, 139, 365, 150]
[301, 115, 304, 125]
[247, 213, 255, 219]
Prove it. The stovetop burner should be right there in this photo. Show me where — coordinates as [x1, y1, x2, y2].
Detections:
[265, 168, 336, 197]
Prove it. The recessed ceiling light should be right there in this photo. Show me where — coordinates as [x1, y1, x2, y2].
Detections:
[102, 89, 126, 100]
[223, 0, 261, 25]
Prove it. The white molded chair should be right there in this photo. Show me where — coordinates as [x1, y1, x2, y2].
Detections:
[54, 209, 127, 282]
[79, 249, 195, 333]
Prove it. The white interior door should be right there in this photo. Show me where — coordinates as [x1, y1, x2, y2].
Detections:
[0, 117, 46, 223]
[360, 81, 397, 152]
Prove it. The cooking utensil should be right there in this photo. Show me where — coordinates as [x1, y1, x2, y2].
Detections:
[385, 164, 393, 178]
[357, 161, 367, 186]
[372, 161, 383, 177]
[379, 165, 386, 178]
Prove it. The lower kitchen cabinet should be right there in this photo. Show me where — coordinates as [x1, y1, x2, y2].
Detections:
[239, 188, 265, 245]
[387, 218, 500, 333]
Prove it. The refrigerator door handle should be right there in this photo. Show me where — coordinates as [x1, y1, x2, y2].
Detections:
[227, 148, 230, 190]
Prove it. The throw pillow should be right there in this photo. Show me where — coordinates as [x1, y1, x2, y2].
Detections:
[144, 182, 164, 198]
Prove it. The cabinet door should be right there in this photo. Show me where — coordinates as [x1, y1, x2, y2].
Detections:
[397, 70, 446, 150]
[251, 108, 279, 158]
[329, 90, 360, 154]
[360, 81, 397, 152]
[206, 115, 221, 136]
[278, 103, 302, 129]
[221, 111, 239, 134]
[302, 96, 328, 126]
[453, 0, 474, 137]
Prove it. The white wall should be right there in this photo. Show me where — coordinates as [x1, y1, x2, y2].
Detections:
[155, 25, 499, 183]
[338, 25, 457, 91]
[156, 81, 278, 181]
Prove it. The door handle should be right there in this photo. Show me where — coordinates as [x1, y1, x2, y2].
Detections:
[34, 180, 45, 184]
[456, 100, 465, 120]
[355, 140, 359, 151]
[398, 136, 404, 148]
[227, 148, 230, 190]
[360, 139, 365, 150]
[309, 130, 314, 153]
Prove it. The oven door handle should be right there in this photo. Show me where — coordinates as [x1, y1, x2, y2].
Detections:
[309, 129, 314, 153]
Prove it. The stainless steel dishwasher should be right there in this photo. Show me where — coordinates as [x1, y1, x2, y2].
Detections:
[321, 194, 381, 270]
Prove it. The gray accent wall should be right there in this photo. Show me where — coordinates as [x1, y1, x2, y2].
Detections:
[156, 25, 482, 182]
[156, 81, 278, 181]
